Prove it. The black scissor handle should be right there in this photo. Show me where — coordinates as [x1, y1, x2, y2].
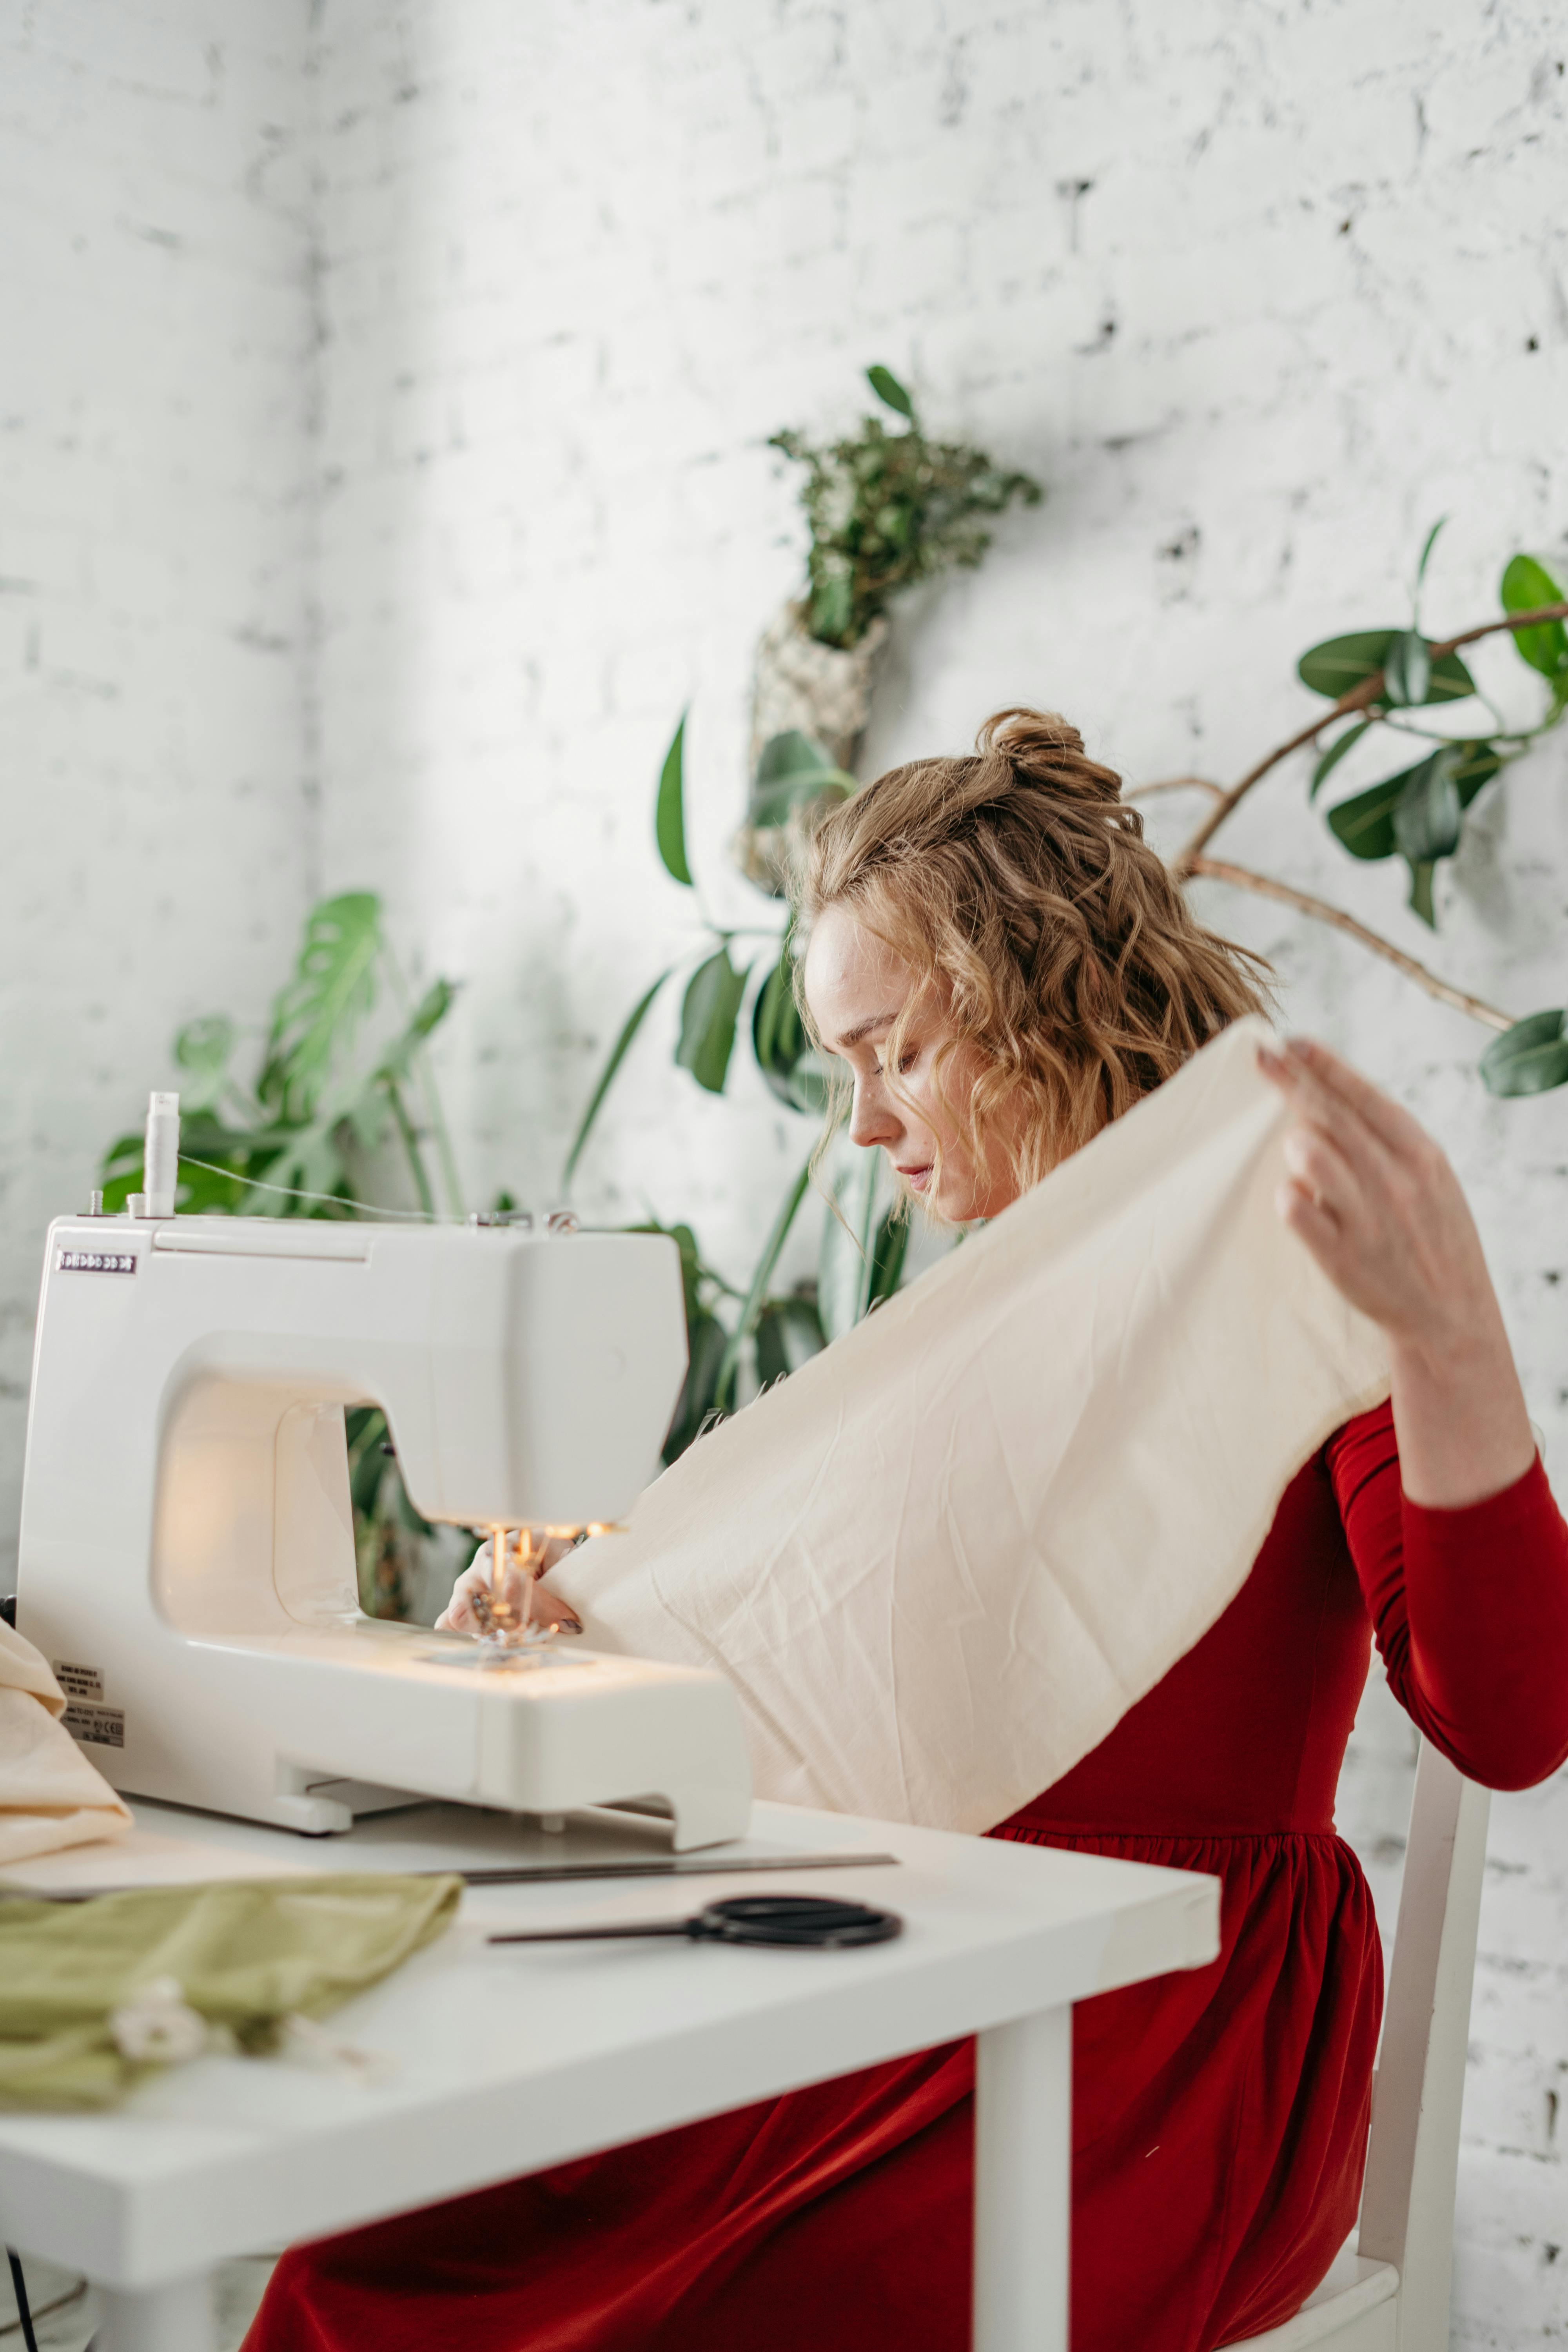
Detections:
[489, 1893, 903, 1950]
[693, 1896, 902, 1947]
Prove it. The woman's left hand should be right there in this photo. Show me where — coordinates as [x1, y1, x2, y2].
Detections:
[1258, 1036, 1536, 1509]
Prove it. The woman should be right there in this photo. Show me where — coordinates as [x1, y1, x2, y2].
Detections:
[246, 710, 1568, 2352]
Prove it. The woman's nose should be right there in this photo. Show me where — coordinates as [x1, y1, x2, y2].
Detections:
[849, 1079, 899, 1152]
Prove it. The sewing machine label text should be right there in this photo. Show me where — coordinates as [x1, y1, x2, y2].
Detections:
[54, 1661, 104, 1702]
[55, 1666, 124, 1746]
[64, 1702, 125, 1748]
[56, 1249, 137, 1274]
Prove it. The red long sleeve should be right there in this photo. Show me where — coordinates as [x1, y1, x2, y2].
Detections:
[1326, 1403, 1568, 1791]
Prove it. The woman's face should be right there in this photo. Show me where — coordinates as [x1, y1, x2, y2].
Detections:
[803, 902, 1026, 1225]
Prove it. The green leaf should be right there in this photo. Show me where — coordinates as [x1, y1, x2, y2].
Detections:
[809, 574, 855, 646]
[866, 364, 914, 419]
[1479, 1010, 1568, 1098]
[1383, 629, 1432, 710]
[818, 1147, 884, 1341]
[1308, 719, 1373, 800]
[866, 1208, 910, 1308]
[563, 966, 676, 1187]
[1326, 741, 1499, 862]
[715, 1158, 816, 1407]
[373, 978, 458, 1088]
[1297, 629, 1475, 705]
[655, 711, 692, 886]
[677, 947, 749, 1094]
[751, 940, 834, 1114]
[1392, 746, 1463, 868]
[1405, 860, 1437, 928]
[260, 893, 383, 1122]
[748, 731, 857, 828]
[1500, 555, 1568, 680]
[173, 1016, 238, 1114]
[755, 1295, 828, 1388]
[1414, 516, 1447, 592]
[662, 1308, 730, 1464]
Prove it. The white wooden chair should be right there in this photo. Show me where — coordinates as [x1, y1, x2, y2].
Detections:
[1218, 1740, 1490, 2351]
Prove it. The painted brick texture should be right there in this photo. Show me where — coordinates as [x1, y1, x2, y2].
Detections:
[0, 0, 316, 1574]
[3, 1, 1565, 2338]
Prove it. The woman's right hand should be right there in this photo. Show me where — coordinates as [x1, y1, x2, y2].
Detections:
[436, 1533, 582, 1636]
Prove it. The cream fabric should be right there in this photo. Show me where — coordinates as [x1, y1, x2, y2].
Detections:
[0, 1621, 131, 1866]
[557, 1018, 1391, 1834]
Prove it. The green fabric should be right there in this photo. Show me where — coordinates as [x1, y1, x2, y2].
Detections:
[0, 1873, 461, 2110]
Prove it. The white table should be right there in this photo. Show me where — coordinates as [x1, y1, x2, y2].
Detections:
[0, 1797, 1219, 2352]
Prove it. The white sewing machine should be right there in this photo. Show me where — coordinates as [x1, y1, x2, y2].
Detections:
[15, 1101, 752, 1848]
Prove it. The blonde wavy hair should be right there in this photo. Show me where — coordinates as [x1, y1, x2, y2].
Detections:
[795, 708, 1271, 1210]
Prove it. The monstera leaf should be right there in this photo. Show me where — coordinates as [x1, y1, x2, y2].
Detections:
[258, 893, 383, 1122]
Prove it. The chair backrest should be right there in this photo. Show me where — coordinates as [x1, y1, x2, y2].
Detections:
[1357, 1739, 1490, 2351]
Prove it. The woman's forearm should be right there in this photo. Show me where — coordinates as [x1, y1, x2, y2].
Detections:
[1388, 1310, 1537, 1510]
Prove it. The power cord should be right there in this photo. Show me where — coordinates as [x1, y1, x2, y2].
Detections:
[4, 2251, 38, 2352]
[2, 2248, 93, 2350]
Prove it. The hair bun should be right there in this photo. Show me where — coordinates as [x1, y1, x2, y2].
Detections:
[976, 708, 1120, 805]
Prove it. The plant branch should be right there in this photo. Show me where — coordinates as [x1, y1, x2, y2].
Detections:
[1173, 602, 1568, 873]
[1187, 857, 1515, 1033]
[1124, 775, 1224, 803]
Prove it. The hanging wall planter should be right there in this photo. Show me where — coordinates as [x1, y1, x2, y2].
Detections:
[748, 601, 889, 778]
[730, 366, 1043, 888]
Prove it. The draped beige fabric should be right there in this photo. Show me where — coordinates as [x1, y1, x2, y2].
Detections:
[557, 1018, 1390, 1835]
[0, 1621, 131, 1866]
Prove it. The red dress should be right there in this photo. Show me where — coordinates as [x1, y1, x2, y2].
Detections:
[244, 1406, 1568, 2352]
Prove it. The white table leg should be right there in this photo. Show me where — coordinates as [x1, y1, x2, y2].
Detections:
[973, 2004, 1072, 2352]
[94, 2274, 215, 2352]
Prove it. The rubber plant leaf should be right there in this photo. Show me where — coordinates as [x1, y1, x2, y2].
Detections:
[655, 711, 693, 886]
[1391, 747, 1464, 869]
[1325, 742, 1497, 862]
[1382, 629, 1432, 710]
[1500, 555, 1568, 682]
[1308, 720, 1373, 801]
[1479, 1010, 1568, 1098]
[563, 965, 677, 1187]
[258, 893, 383, 1123]
[866, 364, 915, 419]
[677, 947, 750, 1094]
[1296, 629, 1475, 705]
[1405, 862, 1438, 929]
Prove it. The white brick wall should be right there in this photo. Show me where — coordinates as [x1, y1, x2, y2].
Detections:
[4, 0, 1566, 2336]
[0, 0, 316, 1572]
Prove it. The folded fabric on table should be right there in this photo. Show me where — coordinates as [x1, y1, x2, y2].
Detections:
[0, 1619, 131, 1866]
[0, 1873, 461, 2109]
[555, 1017, 1390, 1833]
